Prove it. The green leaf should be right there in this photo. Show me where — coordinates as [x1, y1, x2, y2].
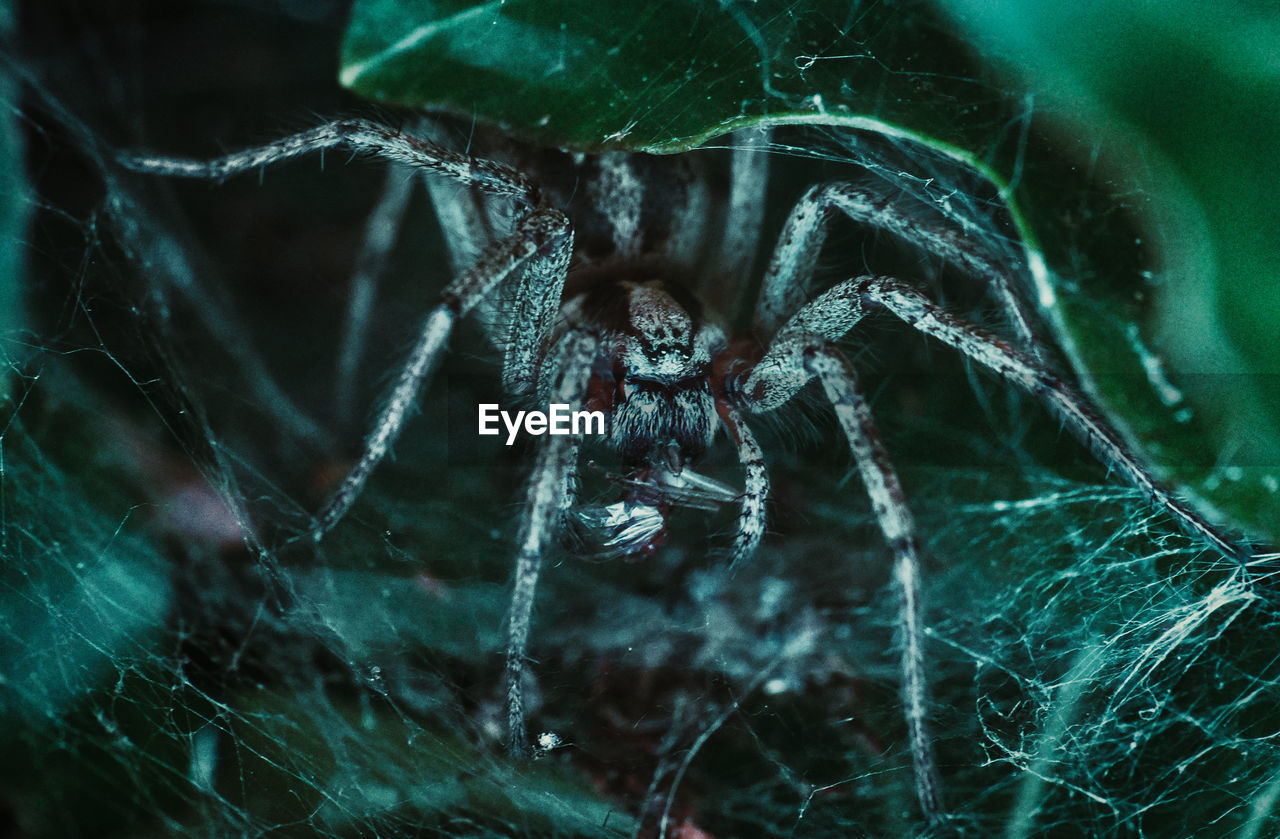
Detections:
[341, 0, 1004, 153]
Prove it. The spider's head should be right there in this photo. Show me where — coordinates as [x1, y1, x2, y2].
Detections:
[607, 281, 724, 465]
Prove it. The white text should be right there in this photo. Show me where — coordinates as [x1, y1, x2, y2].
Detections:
[477, 404, 606, 445]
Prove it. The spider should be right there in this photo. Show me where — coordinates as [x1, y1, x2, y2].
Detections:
[121, 117, 1248, 826]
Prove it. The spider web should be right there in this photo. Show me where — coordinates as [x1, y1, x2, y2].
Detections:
[4, 2, 1278, 838]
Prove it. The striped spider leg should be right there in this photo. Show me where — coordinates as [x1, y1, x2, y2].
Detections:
[735, 182, 1251, 825]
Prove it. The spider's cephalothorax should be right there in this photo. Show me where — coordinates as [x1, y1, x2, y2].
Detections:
[123, 117, 1253, 827]
[579, 279, 724, 465]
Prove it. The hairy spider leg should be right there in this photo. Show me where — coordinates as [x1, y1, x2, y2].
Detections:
[806, 347, 946, 825]
[588, 152, 646, 259]
[335, 167, 415, 425]
[716, 406, 770, 566]
[855, 276, 1249, 564]
[705, 127, 771, 317]
[419, 157, 497, 275]
[752, 180, 1040, 353]
[663, 155, 712, 270]
[120, 118, 540, 205]
[507, 328, 599, 757]
[739, 274, 946, 822]
[411, 119, 516, 348]
[748, 272, 1248, 562]
[503, 221, 576, 397]
[316, 208, 572, 536]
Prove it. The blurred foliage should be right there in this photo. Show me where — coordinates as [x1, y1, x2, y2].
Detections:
[934, 0, 1280, 539]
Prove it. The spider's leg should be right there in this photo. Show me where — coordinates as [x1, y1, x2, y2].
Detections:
[410, 119, 517, 347]
[664, 157, 712, 269]
[334, 166, 416, 424]
[806, 347, 946, 825]
[706, 127, 771, 316]
[589, 153, 645, 259]
[410, 118, 504, 276]
[735, 283, 944, 822]
[505, 152, 640, 396]
[421, 167, 497, 275]
[752, 181, 1038, 352]
[716, 407, 769, 565]
[506, 328, 599, 757]
[739, 277, 871, 412]
[415, 138, 571, 398]
[121, 118, 539, 206]
[503, 226, 575, 396]
[121, 118, 568, 535]
[858, 275, 1249, 563]
[314, 208, 572, 537]
[737, 279, 947, 824]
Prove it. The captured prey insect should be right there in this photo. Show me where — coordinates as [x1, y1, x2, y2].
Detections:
[122, 116, 1250, 825]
